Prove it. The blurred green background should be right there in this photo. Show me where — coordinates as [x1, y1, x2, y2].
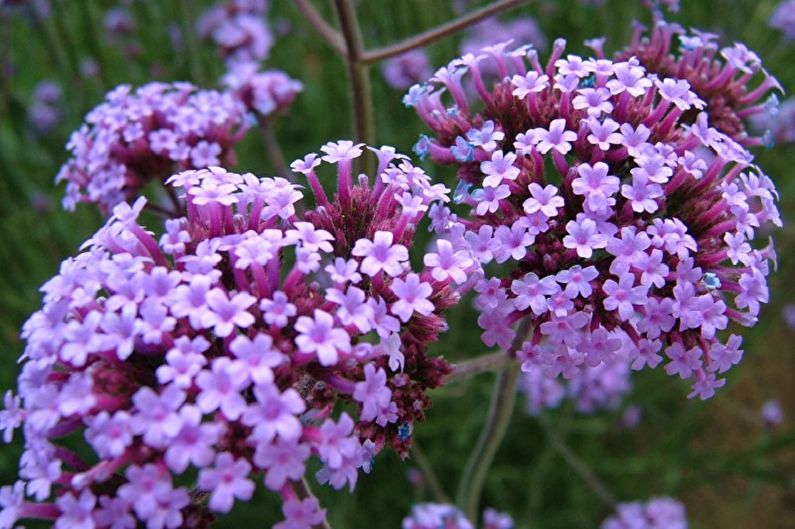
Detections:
[0, 0, 793, 527]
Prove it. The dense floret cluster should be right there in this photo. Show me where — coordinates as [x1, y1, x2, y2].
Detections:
[222, 61, 303, 119]
[519, 352, 631, 414]
[2, 142, 459, 527]
[409, 36, 780, 398]
[601, 497, 687, 529]
[612, 16, 782, 145]
[56, 82, 248, 214]
[402, 504, 513, 529]
[196, 0, 273, 66]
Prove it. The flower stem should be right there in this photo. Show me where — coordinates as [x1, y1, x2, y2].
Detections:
[538, 414, 618, 508]
[293, 0, 346, 55]
[258, 117, 291, 181]
[360, 0, 530, 64]
[411, 442, 451, 504]
[445, 350, 513, 384]
[456, 318, 532, 521]
[332, 0, 375, 153]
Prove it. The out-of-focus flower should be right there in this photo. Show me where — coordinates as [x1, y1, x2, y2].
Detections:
[519, 351, 632, 415]
[196, 0, 273, 66]
[27, 79, 62, 135]
[383, 50, 433, 90]
[760, 399, 785, 427]
[222, 61, 303, 118]
[621, 404, 643, 429]
[461, 16, 547, 56]
[782, 304, 795, 329]
[2, 142, 458, 527]
[402, 504, 513, 529]
[601, 497, 687, 529]
[56, 82, 248, 213]
[770, 0, 795, 40]
[410, 34, 780, 399]
[79, 57, 100, 79]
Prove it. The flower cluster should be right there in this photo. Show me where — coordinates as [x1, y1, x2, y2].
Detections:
[56, 82, 248, 213]
[409, 37, 780, 399]
[601, 497, 687, 529]
[402, 504, 513, 529]
[2, 142, 458, 527]
[519, 352, 632, 415]
[196, 0, 273, 66]
[612, 16, 781, 146]
[222, 61, 303, 119]
[27, 79, 62, 135]
[770, 0, 795, 40]
[383, 50, 433, 91]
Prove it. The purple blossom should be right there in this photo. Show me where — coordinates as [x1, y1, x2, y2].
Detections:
[198, 452, 255, 513]
[390, 273, 435, 322]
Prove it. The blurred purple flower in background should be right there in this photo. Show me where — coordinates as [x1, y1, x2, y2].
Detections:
[402, 503, 514, 529]
[601, 497, 687, 529]
[55, 82, 248, 213]
[770, 0, 795, 40]
[383, 50, 433, 90]
[461, 16, 547, 55]
[27, 79, 62, 135]
[760, 399, 785, 427]
[197, 0, 273, 66]
[222, 61, 303, 118]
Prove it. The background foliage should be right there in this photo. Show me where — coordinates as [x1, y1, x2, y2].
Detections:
[0, 1, 793, 527]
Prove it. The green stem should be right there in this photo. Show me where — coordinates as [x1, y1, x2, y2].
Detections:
[456, 318, 532, 521]
[538, 415, 618, 508]
[445, 350, 513, 384]
[258, 117, 291, 181]
[293, 0, 346, 55]
[332, 0, 375, 151]
[410, 442, 451, 504]
[360, 0, 530, 64]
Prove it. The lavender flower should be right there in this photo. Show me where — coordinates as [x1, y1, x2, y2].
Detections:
[411, 37, 780, 399]
[613, 16, 782, 146]
[56, 82, 248, 213]
[519, 352, 632, 414]
[383, 49, 433, 90]
[770, 0, 795, 40]
[3, 142, 458, 527]
[402, 504, 513, 529]
[27, 80, 62, 135]
[222, 61, 303, 118]
[601, 497, 688, 529]
[760, 399, 785, 427]
[196, 0, 273, 66]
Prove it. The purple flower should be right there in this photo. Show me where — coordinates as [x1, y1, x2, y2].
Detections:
[196, 357, 250, 420]
[198, 452, 255, 513]
[352, 231, 409, 277]
[390, 273, 435, 322]
[295, 309, 351, 366]
[353, 364, 392, 423]
[243, 383, 305, 443]
[201, 288, 256, 337]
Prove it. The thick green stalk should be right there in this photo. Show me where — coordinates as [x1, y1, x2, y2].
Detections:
[456, 318, 532, 521]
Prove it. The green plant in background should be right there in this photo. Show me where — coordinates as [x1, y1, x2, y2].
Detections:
[0, 1, 793, 528]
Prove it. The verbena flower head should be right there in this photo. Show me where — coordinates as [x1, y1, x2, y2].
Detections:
[383, 50, 433, 90]
[601, 497, 687, 529]
[613, 16, 782, 146]
[402, 503, 513, 529]
[770, 0, 795, 40]
[4, 144, 458, 527]
[56, 82, 248, 213]
[222, 61, 303, 118]
[196, 0, 272, 66]
[409, 37, 780, 399]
